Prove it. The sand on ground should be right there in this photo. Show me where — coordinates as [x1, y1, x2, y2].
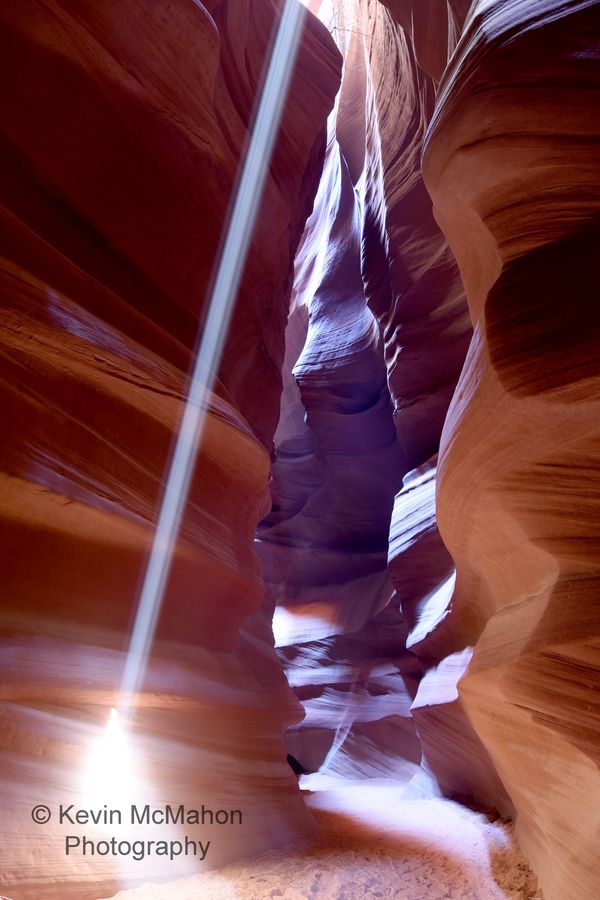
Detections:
[106, 779, 541, 900]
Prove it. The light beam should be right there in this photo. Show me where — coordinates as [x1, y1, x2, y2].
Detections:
[119, 0, 307, 713]
[82, 708, 134, 807]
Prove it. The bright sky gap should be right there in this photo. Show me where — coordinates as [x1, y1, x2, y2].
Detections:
[118, 0, 307, 713]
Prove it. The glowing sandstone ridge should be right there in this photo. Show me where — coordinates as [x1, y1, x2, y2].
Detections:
[0, 1, 598, 899]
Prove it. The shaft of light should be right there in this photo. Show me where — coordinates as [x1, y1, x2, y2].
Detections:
[319, 662, 364, 773]
[118, 0, 306, 714]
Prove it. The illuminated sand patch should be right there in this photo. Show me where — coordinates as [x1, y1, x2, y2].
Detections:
[105, 785, 540, 899]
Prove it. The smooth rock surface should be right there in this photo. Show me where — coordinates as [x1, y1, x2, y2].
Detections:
[424, 2, 600, 898]
[0, 1, 341, 896]
[259, 0, 473, 785]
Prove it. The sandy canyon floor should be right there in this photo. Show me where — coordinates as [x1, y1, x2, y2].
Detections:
[105, 780, 541, 900]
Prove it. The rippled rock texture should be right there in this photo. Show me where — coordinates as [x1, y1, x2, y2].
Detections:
[0, 1, 341, 896]
[262, 2, 599, 898]
[424, 2, 600, 898]
[2, 0, 599, 898]
[258, 0, 473, 783]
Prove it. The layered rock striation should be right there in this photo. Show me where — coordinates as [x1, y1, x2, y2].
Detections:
[423, 1, 600, 897]
[258, 0, 473, 782]
[2, 1, 598, 897]
[262, 8, 600, 898]
[0, 2, 341, 896]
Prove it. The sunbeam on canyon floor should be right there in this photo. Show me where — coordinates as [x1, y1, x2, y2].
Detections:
[105, 782, 541, 900]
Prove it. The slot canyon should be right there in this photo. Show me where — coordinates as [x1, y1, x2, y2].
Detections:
[0, 0, 598, 898]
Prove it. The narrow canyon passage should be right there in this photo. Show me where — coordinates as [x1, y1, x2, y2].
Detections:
[0, 2, 598, 900]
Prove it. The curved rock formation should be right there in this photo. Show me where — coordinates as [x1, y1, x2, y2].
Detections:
[262, 6, 600, 896]
[259, 0, 473, 787]
[0, 1, 341, 896]
[2, 1, 598, 897]
[423, 2, 600, 898]
[258, 110, 413, 775]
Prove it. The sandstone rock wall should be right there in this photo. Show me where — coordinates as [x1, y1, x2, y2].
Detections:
[423, 2, 600, 897]
[0, 2, 341, 896]
[263, 13, 599, 900]
[3, 1, 598, 896]
[259, 0, 475, 783]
